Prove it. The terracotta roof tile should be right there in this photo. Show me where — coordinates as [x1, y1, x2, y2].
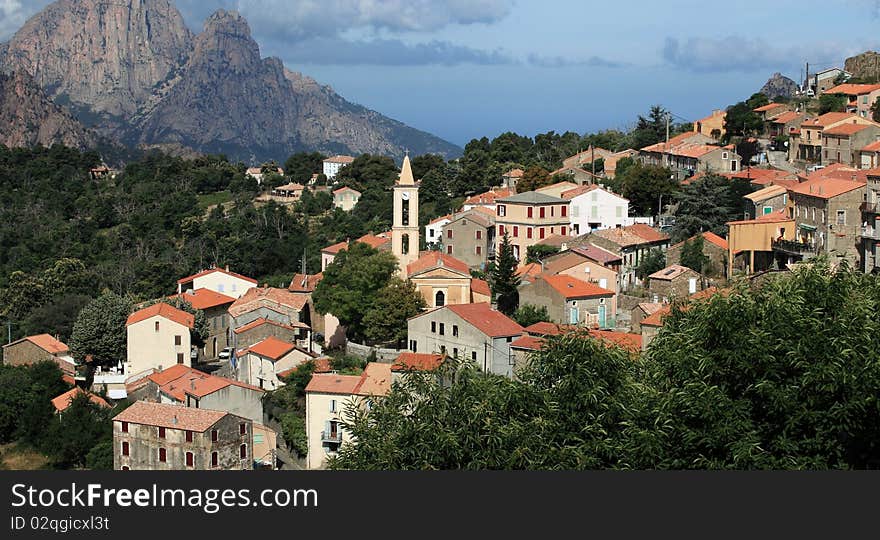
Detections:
[824, 123, 876, 136]
[247, 336, 297, 361]
[590, 224, 668, 248]
[149, 365, 264, 401]
[444, 303, 524, 337]
[392, 352, 444, 372]
[3, 334, 70, 355]
[305, 373, 362, 395]
[332, 186, 360, 195]
[170, 288, 235, 310]
[648, 264, 695, 281]
[233, 317, 308, 334]
[288, 273, 323, 293]
[570, 244, 623, 265]
[470, 278, 491, 297]
[277, 357, 332, 379]
[51, 387, 110, 413]
[510, 335, 546, 350]
[126, 303, 194, 329]
[324, 155, 355, 164]
[407, 252, 471, 277]
[228, 287, 310, 318]
[862, 140, 880, 152]
[523, 321, 576, 336]
[541, 274, 615, 298]
[113, 401, 231, 432]
[588, 330, 642, 353]
[789, 178, 865, 199]
[824, 83, 880, 95]
[464, 189, 513, 205]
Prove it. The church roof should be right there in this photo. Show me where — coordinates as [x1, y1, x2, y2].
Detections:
[397, 155, 415, 185]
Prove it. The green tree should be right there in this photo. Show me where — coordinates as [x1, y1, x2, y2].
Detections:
[363, 278, 427, 346]
[679, 236, 709, 273]
[312, 242, 398, 341]
[872, 97, 880, 123]
[284, 152, 326, 182]
[616, 162, 679, 216]
[43, 392, 113, 468]
[516, 166, 552, 193]
[671, 174, 741, 242]
[513, 304, 550, 327]
[86, 440, 114, 470]
[636, 248, 666, 283]
[631, 105, 670, 149]
[411, 154, 446, 180]
[280, 412, 308, 458]
[526, 244, 560, 263]
[69, 291, 132, 367]
[490, 233, 521, 316]
[819, 93, 848, 114]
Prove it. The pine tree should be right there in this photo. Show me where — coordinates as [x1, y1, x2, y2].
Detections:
[490, 232, 521, 315]
[680, 236, 709, 274]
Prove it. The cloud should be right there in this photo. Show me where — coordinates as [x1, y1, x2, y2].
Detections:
[283, 36, 512, 66]
[0, 0, 52, 41]
[662, 36, 799, 73]
[177, 0, 513, 40]
[527, 53, 627, 69]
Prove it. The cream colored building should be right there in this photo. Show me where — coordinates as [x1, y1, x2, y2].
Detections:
[177, 267, 258, 299]
[495, 191, 571, 265]
[332, 186, 361, 211]
[238, 336, 316, 391]
[407, 252, 474, 308]
[304, 363, 392, 469]
[125, 303, 194, 377]
[392, 155, 420, 277]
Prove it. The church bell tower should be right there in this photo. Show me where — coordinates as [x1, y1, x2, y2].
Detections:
[392, 154, 420, 278]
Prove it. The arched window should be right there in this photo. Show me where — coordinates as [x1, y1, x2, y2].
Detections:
[401, 234, 410, 255]
[435, 290, 445, 307]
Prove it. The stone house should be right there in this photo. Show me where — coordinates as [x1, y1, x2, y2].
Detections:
[861, 140, 880, 169]
[862, 168, 880, 273]
[233, 318, 306, 350]
[782, 177, 866, 267]
[665, 231, 730, 278]
[170, 288, 235, 360]
[742, 185, 790, 221]
[407, 303, 523, 378]
[238, 336, 317, 391]
[113, 401, 253, 471]
[2, 333, 71, 369]
[519, 274, 616, 328]
[630, 303, 665, 334]
[647, 264, 704, 302]
[584, 224, 670, 291]
[768, 111, 808, 139]
[228, 286, 313, 344]
[539, 248, 620, 295]
[440, 208, 496, 269]
[790, 113, 875, 165]
[821, 123, 880, 168]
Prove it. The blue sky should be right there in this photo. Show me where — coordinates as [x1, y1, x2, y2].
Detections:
[3, 0, 880, 146]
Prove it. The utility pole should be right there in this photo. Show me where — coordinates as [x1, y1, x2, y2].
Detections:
[664, 112, 671, 168]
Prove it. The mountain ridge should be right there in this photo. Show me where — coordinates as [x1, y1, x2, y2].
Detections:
[0, 0, 461, 162]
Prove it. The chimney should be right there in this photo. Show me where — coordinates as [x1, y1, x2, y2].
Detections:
[225, 265, 229, 272]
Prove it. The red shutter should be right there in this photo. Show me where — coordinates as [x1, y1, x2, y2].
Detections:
[540, 228, 545, 239]
[527, 228, 533, 239]
[540, 207, 546, 218]
[513, 226, 518, 237]
[186, 452, 194, 467]
[528, 207, 533, 218]
[561, 206, 567, 217]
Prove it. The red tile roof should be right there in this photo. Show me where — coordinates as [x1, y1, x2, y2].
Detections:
[126, 303, 194, 328]
[171, 288, 235, 310]
[824, 83, 880, 95]
[51, 387, 110, 413]
[591, 224, 669, 248]
[288, 273, 323, 292]
[770, 111, 804, 124]
[177, 267, 258, 286]
[277, 357, 333, 379]
[305, 362, 392, 396]
[570, 244, 623, 265]
[228, 287, 310, 318]
[701, 231, 729, 251]
[114, 401, 231, 432]
[3, 334, 69, 355]
[407, 252, 471, 277]
[322, 240, 349, 254]
[332, 186, 360, 195]
[516, 262, 544, 279]
[523, 322, 576, 336]
[305, 373, 362, 395]
[445, 303, 524, 337]
[324, 155, 356, 164]
[588, 330, 642, 353]
[470, 278, 491, 297]
[862, 140, 880, 152]
[357, 234, 392, 250]
[510, 335, 546, 351]
[789, 178, 865, 199]
[824, 123, 875, 136]
[149, 365, 264, 401]
[463, 189, 513, 205]
[247, 336, 297, 361]
[429, 213, 453, 225]
[392, 352, 444, 371]
[754, 103, 787, 113]
[641, 287, 728, 327]
[727, 209, 794, 226]
[803, 112, 859, 128]
[541, 274, 615, 298]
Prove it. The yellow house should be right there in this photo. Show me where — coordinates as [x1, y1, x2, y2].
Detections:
[125, 303, 194, 377]
[727, 212, 796, 276]
[693, 110, 726, 138]
[496, 191, 571, 265]
[304, 362, 392, 469]
[407, 252, 474, 308]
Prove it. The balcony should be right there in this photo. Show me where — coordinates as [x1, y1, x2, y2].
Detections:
[772, 239, 818, 256]
[321, 431, 342, 444]
[862, 227, 880, 241]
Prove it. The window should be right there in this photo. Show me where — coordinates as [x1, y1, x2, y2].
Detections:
[476, 246, 482, 255]
[836, 210, 846, 225]
[475, 230, 482, 240]
[527, 227, 533, 239]
[240, 444, 247, 459]
[513, 226, 519, 237]
[435, 291, 445, 307]
[561, 206, 567, 217]
[447, 229, 453, 239]
[185, 430, 193, 443]
[122, 442, 129, 456]
[540, 207, 546, 218]
[539, 228, 545, 239]
[186, 452, 194, 467]
[121, 466, 129, 471]
[471, 351, 477, 361]
[561, 226, 567, 236]
[158, 448, 167, 462]
[452, 325, 459, 337]
[211, 429, 218, 442]
[217, 283, 224, 293]
[527, 207, 533, 219]
[240, 423, 247, 435]
[722, 152, 729, 159]
[175, 335, 181, 346]
[121, 421, 128, 433]
[447, 245, 453, 255]
[498, 205, 506, 217]
[410, 340, 417, 352]
[453, 348, 458, 358]
[158, 427, 166, 439]
[616, 206, 623, 218]
[498, 224, 505, 235]
[431, 321, 437, 333]
[177, 353, 184, 364]
[329, 400, 337, 413]
[155, 321, 160, 332]
[551, 206, 555, 217]
[439, 323, 445, 335]
[211, 452, 218, 468]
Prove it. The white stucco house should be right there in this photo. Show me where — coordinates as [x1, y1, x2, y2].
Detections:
[563, 184, 651, 235]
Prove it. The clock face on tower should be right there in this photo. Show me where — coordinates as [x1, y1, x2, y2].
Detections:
[401, 192, 410, 201]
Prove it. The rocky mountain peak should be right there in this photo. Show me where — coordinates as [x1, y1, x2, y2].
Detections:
[845, 51, 880, 83]
[760, 72, 797, 100]
[192, 9, 261, 73]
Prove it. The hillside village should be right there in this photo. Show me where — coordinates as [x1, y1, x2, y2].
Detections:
[2, 63, 880, 471]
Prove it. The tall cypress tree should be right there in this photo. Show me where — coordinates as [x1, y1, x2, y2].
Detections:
[490, 232, 521, 316]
